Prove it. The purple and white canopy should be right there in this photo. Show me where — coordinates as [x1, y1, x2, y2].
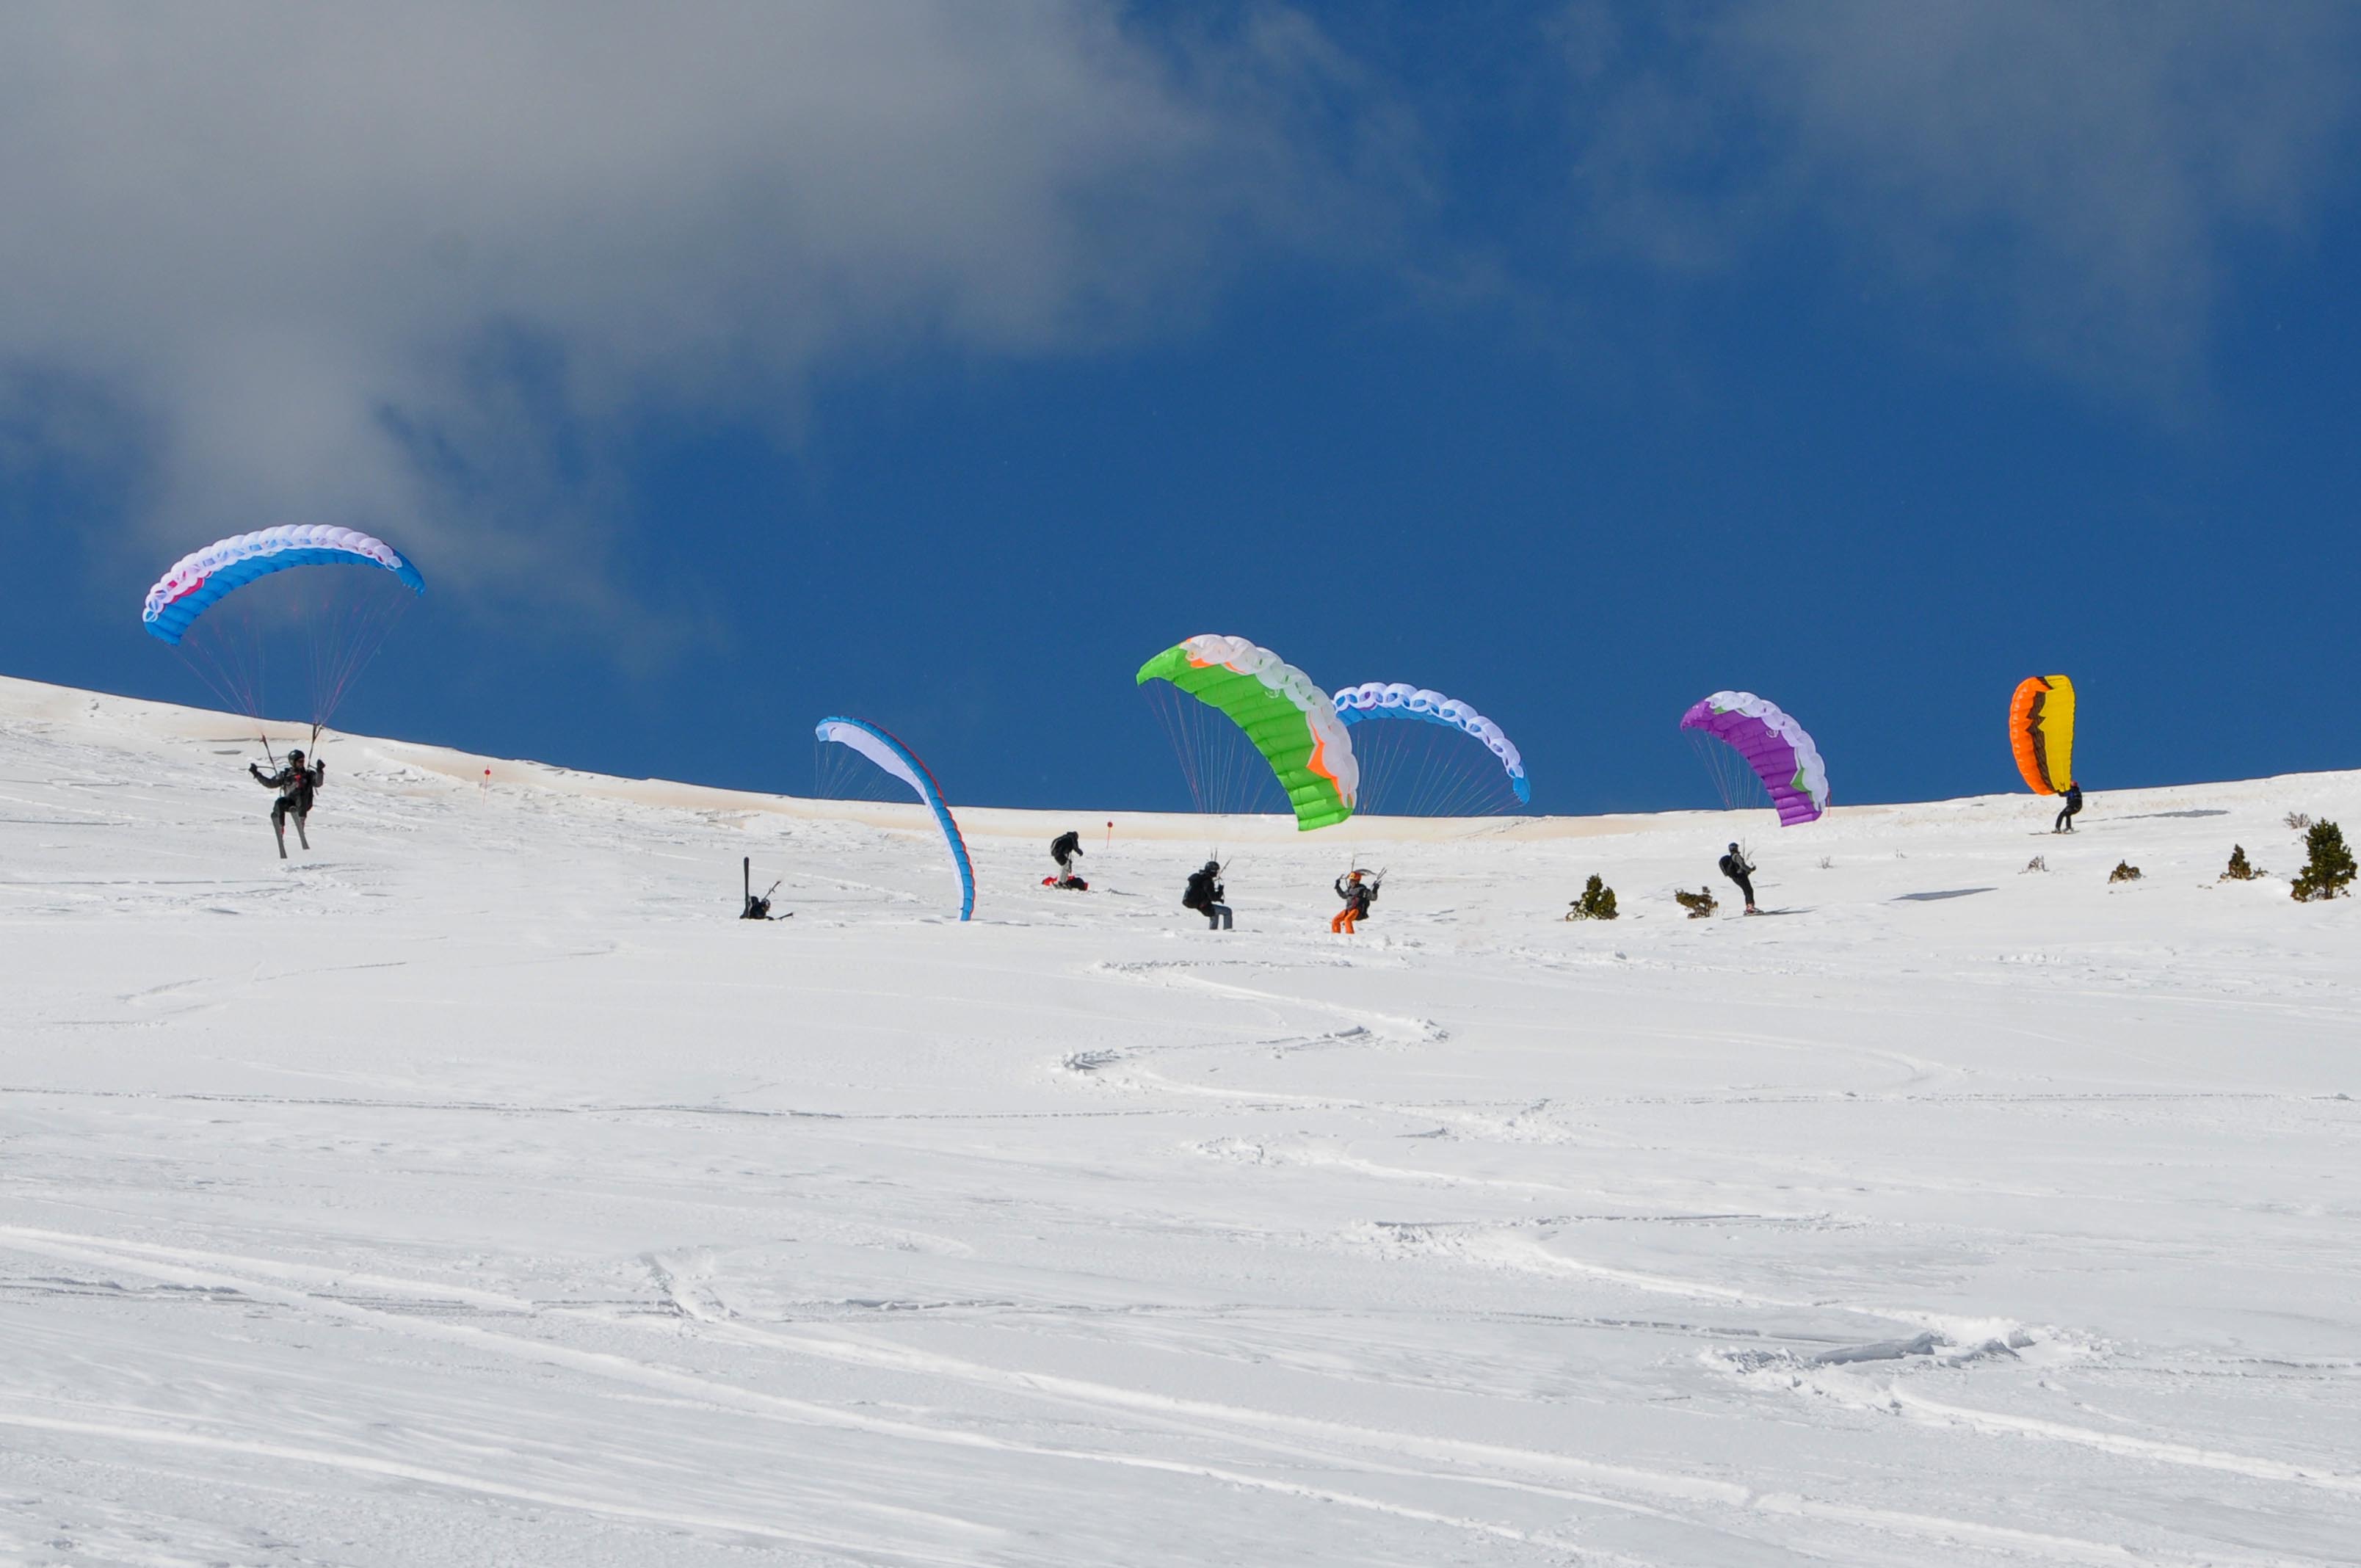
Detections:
[1679, 691, 1829, 826]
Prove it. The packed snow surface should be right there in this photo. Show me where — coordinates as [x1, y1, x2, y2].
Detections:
[2, 675, 2356, 1567]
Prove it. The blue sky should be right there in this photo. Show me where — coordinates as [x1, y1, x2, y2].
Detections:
[4, 2, 2358, 816]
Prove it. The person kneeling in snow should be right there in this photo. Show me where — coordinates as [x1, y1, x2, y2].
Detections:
[1183, 860, 1231, 930]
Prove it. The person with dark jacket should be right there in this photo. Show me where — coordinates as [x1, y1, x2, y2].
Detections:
[1049, 830, 1084, 886]
[1331, 869, 1378, 934]
[250, 749, 325, 858]
[1183, 860, 1231, 930]
[2054, 782, 2083, 834]
[1717, 841, 1758, 915]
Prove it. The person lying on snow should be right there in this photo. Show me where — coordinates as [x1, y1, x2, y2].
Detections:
[251, 749, 325, 859]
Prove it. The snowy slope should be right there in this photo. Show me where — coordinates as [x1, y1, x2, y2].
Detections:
[2, 673, 2356, 1567]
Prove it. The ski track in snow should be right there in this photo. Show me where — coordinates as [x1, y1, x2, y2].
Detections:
[2, 677, 2359, 1567]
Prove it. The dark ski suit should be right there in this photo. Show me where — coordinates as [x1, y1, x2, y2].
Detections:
[1718, 849, 1757, 912]
[2054, 783, 2083, 833]
[1051, 831, 1084, 879]
[1183, 868, 1231, 930]
[253, 758, 324, 856]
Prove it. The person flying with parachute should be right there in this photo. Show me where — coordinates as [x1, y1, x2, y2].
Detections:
[250, 747, 326, 860]
[144, 525, 426, 856]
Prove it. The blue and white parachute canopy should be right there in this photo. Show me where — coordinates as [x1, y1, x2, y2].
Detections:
[1332, 683, 1529, 805]
[814, 717, 976, 922]
[143, 526, 426, 645]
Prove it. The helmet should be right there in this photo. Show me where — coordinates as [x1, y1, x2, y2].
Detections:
[1202, 860, 1219, 873]
[289, 749, 306, 763]
[1347, 870, 1363, 881]
[1727, 841, 1739, 852]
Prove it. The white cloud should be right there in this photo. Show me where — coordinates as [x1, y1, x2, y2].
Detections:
[1562, 0, 2361, 385]
[0, 2, 1382, 610]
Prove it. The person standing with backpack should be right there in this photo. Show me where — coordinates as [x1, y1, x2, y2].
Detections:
[1717, 842, 1758, 915]
[1048, 830, 1086, 888]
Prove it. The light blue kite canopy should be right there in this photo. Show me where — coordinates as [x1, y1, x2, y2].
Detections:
[142, 525, 425, 645]
[815, 716, 976, 921]
[1332, 683, 1529, 805]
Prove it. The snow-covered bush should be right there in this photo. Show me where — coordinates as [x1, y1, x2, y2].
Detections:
[2286, 810, 2315, 832]
[1673, 887, 1718, 918]
[2023, 855, 2046, 874]
[2220, 845, 2263, 881]
[1565, 874, 1618, 921]
[2108, 861, 2142, 884]
[2291, 821, 2355, 903]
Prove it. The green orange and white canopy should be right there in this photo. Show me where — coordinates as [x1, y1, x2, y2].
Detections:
[1136, 634, 1358, 830]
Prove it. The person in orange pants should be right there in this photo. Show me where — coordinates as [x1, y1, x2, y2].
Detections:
[1330, 869, 1377, 934]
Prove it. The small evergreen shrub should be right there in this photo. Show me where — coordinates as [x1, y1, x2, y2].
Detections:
[1565, 874, 1619, 921]
[2108, 860, 2143, 884]
[2286, 811, 2315, 833]
[2023, 855, 2046, 874]
[2219, 845, 2263, 881]
[1673, 886, 1719, 919]
[2291, 820, 2356, 903]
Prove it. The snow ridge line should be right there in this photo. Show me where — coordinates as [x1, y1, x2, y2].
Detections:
[636, 1275, 2297, 1568]
[1088, 959, 1447, 1043]
[1351, 1219, 1796, 1307]
[1890, 1384, 2361, 1495]
[0, 1409, 980, 1562]
[8, 1223, 2255, 1565]
[1734, 1352, 2361, 1497]
[0, 1226, 1570, 1553]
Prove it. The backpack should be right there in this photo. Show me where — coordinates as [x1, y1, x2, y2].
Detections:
[1718, 854, 1742, 879]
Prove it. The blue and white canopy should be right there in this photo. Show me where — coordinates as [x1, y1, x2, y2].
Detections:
[815, 716, 976, 921]
[143, 525, 425, 645]
[1332, 683, 1528, 805]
